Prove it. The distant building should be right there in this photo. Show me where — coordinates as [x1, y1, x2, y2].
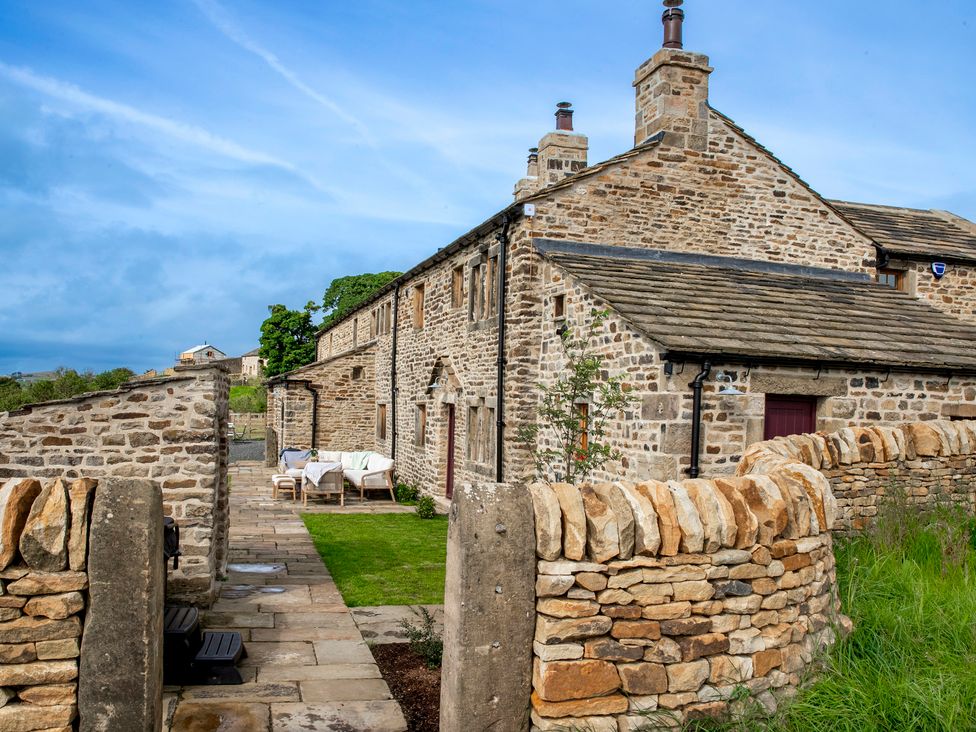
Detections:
[240, 348, 265, 379]
[177, 344, 227, 366]
[7, 371, 59, 385]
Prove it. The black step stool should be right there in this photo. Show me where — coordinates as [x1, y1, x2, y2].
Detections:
[194, 631, 248, 685]
[163, 605, 247, 686]
[163, 606, 202, 686]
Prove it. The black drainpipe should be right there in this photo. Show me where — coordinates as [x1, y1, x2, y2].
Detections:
[279, 388, 286, 449]
[495, 214, 513, 482]
[390, 284, 401, 461]
[687, 361, 711, 478]
[297, 380, 318, 450]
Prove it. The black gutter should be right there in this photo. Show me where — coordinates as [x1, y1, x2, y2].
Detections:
[663, 350, 976, 377]
[687, 361, 711, 479]
[390, 284, 401, 461]
[495, 214, 514, 482]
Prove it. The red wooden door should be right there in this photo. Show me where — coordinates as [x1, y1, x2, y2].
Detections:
[445, 404, 456, 499]
[764, 395, 817, 440]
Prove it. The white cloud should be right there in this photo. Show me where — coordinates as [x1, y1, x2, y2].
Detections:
[0, 60, 333, 197]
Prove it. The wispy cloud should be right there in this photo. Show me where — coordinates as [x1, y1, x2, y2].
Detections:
[0, 60, 332, 197]
[191, 0, 374, 145]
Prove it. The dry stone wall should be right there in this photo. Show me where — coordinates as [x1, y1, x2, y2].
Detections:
[0, 477, 95, 731]
[528, 467, 845, 730]
[0, 366, 228, 605]
[737, 418, 976, 532]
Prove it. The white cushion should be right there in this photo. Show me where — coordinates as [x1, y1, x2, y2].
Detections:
[319, 451, 342, 463]
[343, 469, 368, 487]
[285, 468, 303, 479]
[366, 455, 394, 472]
[340, 453, 358, 469]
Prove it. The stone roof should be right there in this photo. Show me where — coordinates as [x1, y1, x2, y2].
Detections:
[831, 200, 976, 264]
[537, 239, 976, 373]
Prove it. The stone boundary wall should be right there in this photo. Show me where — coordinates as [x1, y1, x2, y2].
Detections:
[0, 477, 94, 730]
[0, 365, 229, 605]
[736, 419, 976, 532]
[527, 468, 845, 731]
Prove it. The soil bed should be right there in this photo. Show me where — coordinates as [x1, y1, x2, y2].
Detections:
[372, 643, 441, 732]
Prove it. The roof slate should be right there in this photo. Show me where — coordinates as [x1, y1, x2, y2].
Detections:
[831, 200, 976, 263]
[538, 240, 976, 372]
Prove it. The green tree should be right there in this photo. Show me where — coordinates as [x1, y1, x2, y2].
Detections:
[0, 367, 134, 413]
[518, 310, 638, 484]
[320, 272, 401, 328]
[259, 302, 319, 377]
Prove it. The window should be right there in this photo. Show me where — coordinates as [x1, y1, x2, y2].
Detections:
[876, 268, 905, 291]
[452, 266, 464, 308]
[466, 400, 496, 464]
[415, 403, 427, 446]
[468, 256, 499, 321]
[351, 366, 363, 380]
[376, 404, 387, 440]
[370, 302, 393, 337]
[352, 319, 358, 347]
[412, 284, 425, 329]
[554, 294, 566, 319]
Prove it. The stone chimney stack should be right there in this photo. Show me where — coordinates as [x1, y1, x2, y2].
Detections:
[633, 0, 712, 150]
[514, 102, 589, 201]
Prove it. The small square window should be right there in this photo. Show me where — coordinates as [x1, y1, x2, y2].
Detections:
[554, 294, 566, 319]
[352, 366, 364, 380]
[877, 268, 905, 291]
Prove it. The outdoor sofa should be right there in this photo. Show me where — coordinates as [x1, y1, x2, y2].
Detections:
[278, 449, 396, 502]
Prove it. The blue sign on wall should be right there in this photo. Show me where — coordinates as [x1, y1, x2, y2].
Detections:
[932, 262, 947, 279]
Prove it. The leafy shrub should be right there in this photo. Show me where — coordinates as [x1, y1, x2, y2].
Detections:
[416, 495, 436, 519]
[0, 367, 134, 413]
[229, 385, 267, 413]
[399, 607, 442, 668]
[395, 483, 419, 504]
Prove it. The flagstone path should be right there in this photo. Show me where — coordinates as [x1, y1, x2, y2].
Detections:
[165, 462, 408, 732]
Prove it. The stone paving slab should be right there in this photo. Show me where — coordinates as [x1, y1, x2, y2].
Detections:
[166, 462, 407, 732]
[271, 701, 408, 732]
[351, 603, 445, 644]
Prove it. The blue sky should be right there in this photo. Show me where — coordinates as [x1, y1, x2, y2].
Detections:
[1, 0, 974, 374]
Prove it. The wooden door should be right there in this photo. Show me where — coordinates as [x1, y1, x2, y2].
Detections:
[446, 404, 456, 499]
[764, 395, 817, 440]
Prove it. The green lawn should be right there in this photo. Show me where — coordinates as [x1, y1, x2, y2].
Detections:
[301, 513, 448, 607]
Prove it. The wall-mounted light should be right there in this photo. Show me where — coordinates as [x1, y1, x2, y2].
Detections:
[716, 371, 745, 396]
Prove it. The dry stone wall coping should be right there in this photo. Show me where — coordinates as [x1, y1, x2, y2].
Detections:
[0, 476, 98, 731]
[528, 471, 846, 729]
[736, 419, 976, 532]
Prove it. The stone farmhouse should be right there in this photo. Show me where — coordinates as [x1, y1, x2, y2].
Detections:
[267, 4, 976, 499]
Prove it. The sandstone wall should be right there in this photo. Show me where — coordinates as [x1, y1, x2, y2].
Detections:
[0, 366, 228, 605]
[523, 110, 876, 274]
[528, 469, 844, 731]
[737, 418, 976, 532]
[909, 259, 976, 325]
[0, 477, 95, 731]
[266, 346, 377, 454]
